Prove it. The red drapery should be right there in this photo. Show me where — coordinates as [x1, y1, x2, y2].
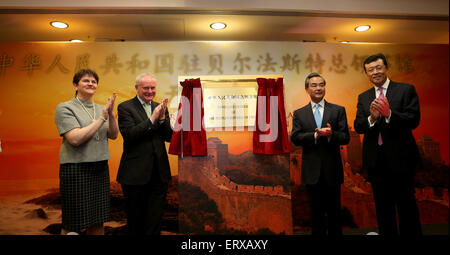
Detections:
[169, 78, 207, 156]
[253, 78, 291, 154]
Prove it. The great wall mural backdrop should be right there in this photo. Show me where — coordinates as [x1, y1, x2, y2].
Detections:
[178, 137, 292, 234]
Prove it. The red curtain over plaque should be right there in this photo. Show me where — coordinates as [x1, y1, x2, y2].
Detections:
[169, 78, 207, 156]
[253, 78, 291, 154]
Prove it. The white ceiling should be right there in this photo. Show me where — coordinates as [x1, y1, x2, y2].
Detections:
[0, 0, 448, 44]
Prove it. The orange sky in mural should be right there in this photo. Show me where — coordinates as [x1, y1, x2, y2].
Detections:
[0, 139, 60, 180]
[207, 130, 254, 155]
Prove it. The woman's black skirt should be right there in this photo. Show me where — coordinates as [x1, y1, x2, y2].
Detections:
[59, 161, 110, 231]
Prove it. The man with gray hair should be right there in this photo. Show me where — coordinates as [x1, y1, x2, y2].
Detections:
[117, 73, 172, 235]
[291, 72, 350, 235]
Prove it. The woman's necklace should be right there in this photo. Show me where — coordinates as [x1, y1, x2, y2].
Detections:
[75, 96, 100, 141]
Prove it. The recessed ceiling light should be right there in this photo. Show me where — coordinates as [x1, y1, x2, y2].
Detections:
[355, 25, 370, 32]
[210, 22, 227, 30]
[69, 39, 83, 42]
[50, 21, 68, 29]
[340, 41, 350, 44]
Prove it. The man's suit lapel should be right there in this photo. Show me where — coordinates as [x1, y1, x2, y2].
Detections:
[132, 96, 148, 121]
[386, 80, 397, 102]
[305, 103, 320, 129]
[151, 101, 159, 113]
[322, 101, 331, 128]
[366, 87, 376, 108]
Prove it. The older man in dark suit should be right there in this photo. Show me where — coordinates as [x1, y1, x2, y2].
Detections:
[291, 73, 350, 235]
[117, 73, 172, 235]
[354, 53, 422, 236]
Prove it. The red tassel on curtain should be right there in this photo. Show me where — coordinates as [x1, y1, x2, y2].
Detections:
[169, 78, 207, 156]
[253, 78, 291, 154]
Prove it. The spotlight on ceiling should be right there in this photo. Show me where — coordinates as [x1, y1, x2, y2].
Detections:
[69, 39, 83, 42]
[355, 25, 371, 32]
[50, 21, 68, 29]
[210, 22, 227, 30]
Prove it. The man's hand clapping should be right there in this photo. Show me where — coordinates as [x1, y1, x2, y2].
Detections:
[150, 98, 169, 123]
[315, 123, 333, 138]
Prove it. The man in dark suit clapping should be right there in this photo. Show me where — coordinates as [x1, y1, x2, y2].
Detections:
[354, 53, 422, 236]
[117, 73, 172, 235]
[291, 73, 350, 236]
